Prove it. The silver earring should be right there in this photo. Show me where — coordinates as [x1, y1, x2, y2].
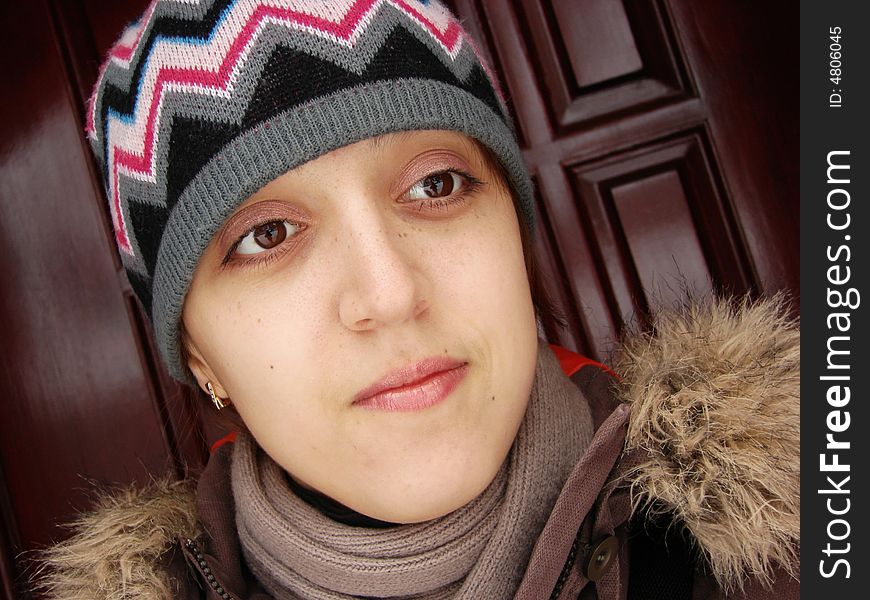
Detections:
[206, 381, 229, 410]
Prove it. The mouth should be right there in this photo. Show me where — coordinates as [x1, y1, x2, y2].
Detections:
[353, 357, 469, 412]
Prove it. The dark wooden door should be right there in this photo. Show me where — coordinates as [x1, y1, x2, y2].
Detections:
[453, 0, 798, 356]
[0, 1, 797, 597]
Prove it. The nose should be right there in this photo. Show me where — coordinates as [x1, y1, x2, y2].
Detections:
[337, 214, 428, 332]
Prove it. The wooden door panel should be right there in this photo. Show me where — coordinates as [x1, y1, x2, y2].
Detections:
[570, 133, 755, 322]
[612, 170, 715, 308]
[513, 0, 690, 129]
[0, 0, 174, 554]
[665, 1, 799, 300]
[533, 174, 605, 359]
[553, 0, 643, 87]
[454, 0, 797, 358]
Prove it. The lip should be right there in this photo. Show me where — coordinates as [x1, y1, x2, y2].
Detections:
[353, 357, 469, 412]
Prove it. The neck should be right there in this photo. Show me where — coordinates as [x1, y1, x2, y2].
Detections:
[285, 472, 399, 529]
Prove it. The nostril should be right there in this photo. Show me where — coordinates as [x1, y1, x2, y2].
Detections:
[357, 318, 374, 329]
[413, 299, 430, 317]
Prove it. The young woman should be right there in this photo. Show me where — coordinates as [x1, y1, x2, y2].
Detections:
[40, 1, 800, 598]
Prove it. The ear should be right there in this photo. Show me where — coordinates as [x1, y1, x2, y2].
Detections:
[183, 331, 229, 399]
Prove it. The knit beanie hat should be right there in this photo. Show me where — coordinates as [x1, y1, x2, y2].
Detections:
[87, 0, 533, 383]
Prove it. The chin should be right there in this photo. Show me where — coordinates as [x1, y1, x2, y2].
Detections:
[365, 492, 476, 524]
[358, 460, 503, 524]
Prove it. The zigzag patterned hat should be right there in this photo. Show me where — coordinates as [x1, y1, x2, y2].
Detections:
[87, 0, 533, 383]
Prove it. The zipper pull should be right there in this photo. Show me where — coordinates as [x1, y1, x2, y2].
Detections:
[184, 538, 236, 600]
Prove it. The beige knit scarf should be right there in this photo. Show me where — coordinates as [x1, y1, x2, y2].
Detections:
[231, 344, 593, 599]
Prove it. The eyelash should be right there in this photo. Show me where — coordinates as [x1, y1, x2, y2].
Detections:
[220, 168, 483, 269]
[406, 168, 483, 211]
[221, 229, 297, 270]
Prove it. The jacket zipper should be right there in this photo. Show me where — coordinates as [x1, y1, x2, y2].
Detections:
[185, 538, 240, 600]
[549, 531, 588, 600]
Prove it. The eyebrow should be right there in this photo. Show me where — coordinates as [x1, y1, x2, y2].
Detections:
[365, 130, 417, 153]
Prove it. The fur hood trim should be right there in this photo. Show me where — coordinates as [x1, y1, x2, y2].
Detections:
[614, 294, 800, 591]
[35, 478, 199, 599]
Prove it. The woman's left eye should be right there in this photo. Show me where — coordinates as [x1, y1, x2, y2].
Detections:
[407, 171, 466, 200]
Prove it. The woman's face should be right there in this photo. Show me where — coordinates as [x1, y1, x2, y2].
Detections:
[183, 130, 538, 523]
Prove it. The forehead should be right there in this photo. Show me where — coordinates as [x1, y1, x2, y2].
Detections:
[247, 130, 492, 198]
[363, 130, 479, 154]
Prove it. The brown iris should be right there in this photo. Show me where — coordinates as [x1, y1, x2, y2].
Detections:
[253, 221, 287, 249]
[421, 173, 455, 197]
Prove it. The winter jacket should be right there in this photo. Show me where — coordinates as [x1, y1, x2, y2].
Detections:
[38, 296, 800, 599]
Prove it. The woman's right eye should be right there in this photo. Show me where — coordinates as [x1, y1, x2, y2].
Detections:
[235, 220, 297, 255]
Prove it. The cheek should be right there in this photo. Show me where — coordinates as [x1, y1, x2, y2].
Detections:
[193, 289, 347, 464]
[188, 281, 328, 407]
[433, 215, 533, 331]
[426, 210, 537, 403]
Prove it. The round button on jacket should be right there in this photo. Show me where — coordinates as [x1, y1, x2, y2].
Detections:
[583, 535, 619, 581]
